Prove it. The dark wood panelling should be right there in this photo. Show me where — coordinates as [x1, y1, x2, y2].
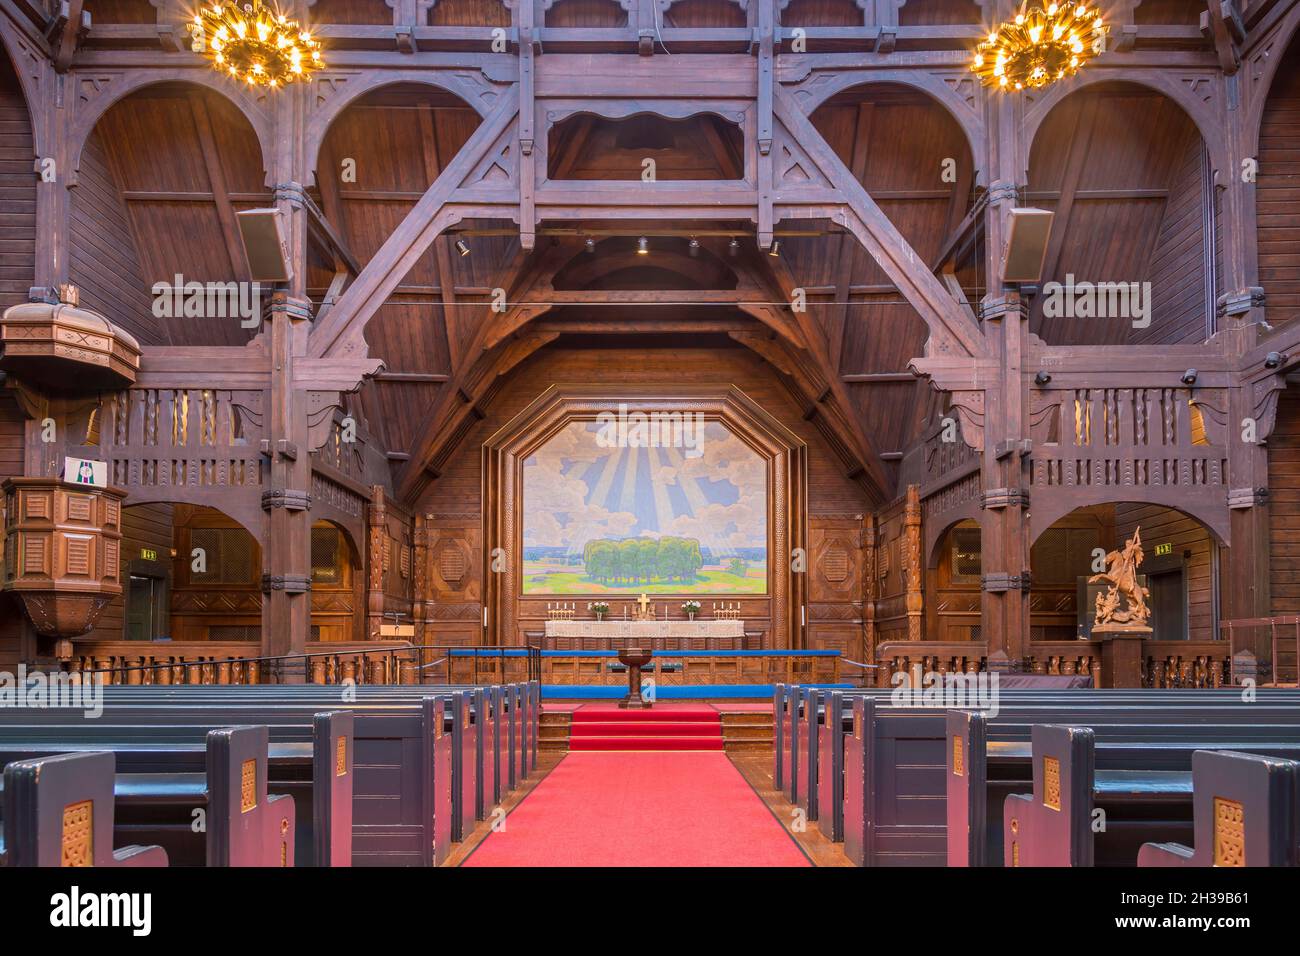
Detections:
[0, 51, 34, 314]
[1258, 35, 1300, 330]
[0, 394, 26, 671]
[1027, 84, 1216, 346]
[70, 130, 160, 345]
[1270, 388, 1300, 614]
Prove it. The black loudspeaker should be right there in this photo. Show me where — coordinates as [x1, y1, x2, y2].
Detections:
[236, 207, 292, 283]
[1002, 207, 1054, 283]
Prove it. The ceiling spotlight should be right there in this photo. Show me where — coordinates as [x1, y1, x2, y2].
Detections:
[1034, 371, 1052, 386]
[585, 237, 596, 254]
[637, 236, 649, 255]
[728, 238, 740, 257]
[768, 241, 781, 258]
[1265, 351, 1286, 369]
[1181, 369, 1198, 386]
[688, 237, 700, 258]
[454, 238, 470, 257]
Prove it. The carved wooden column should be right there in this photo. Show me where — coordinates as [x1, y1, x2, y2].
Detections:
[903, 485, 923, 642]
[978, 86, 1033, 665]
[259, 81, 313, 681]
[1216, 64, 1272, 630]
[412, 512, 430, 646]
[862, 511, 877, 670]
[366, 485, 387, 641]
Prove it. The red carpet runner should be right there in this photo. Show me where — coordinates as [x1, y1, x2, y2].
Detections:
[568, 704, 723, 751]
[462, 751, 810, 867]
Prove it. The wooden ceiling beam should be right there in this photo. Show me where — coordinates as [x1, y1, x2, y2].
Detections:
[190, 92, 251, 285]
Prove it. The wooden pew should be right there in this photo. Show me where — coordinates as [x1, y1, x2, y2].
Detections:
[946, 708, 1300, 867]
[796, 687, 819, 822]
[838, 690, 1300, 866]
[1138, 750, 1299, 867]
[0, 709, 351, 867]
[1, 752, 169, 867]
[2, 691, 457, 867]
[91, 679, 535, 843]
[0, 726, 293, 866]
[772, 684, 786, 791]
[1003, 724, 1300, 866]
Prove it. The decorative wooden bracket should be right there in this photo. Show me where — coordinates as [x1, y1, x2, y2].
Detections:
[1201, 0, 1244, 76]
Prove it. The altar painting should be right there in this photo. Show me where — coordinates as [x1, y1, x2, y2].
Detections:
[522, 419, 767, 594]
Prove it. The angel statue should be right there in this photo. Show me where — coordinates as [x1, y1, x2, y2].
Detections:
[1089, 527, 1150, 627]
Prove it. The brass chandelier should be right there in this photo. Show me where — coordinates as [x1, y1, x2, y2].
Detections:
[189, 0, 323, 87]
[972, 3, 1107, 91]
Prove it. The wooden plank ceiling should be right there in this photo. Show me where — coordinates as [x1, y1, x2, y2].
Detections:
[2, 0, 1294, 502]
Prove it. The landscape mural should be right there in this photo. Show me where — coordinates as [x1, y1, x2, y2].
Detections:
[522, 419, 768, 594]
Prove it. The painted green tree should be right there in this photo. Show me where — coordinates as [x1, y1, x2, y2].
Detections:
[580, 536, 704, 585]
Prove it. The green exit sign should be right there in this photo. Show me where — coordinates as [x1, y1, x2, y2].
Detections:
[1153, 543, 1172, 557]
[140, 548, 158, 562]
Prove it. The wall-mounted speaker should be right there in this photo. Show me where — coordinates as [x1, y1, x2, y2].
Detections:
[236, 207, 292, 284]
[1002, 207, 1054, 284]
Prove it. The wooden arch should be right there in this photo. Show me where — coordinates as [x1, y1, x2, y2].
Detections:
[67, 73, 274, 187]
[1245, 3, 1300, 157]
[482, 384, 809, 647]
[785, 68, 986, 186]
[1021, 72, 1232, 185]
[1029, 496, 1229, 550]
[303, 70, 509, 183]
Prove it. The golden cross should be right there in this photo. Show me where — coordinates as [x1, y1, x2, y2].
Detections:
[636, 593, 650, 618]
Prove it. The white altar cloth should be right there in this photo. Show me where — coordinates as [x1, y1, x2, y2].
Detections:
[542, 620, 745, 639]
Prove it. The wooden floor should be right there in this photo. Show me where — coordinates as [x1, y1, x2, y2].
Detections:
[728, 754, 854, 866]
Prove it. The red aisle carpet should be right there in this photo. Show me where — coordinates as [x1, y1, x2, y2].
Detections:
[568, 704, 723, 751]
[463, 752, 810, 867]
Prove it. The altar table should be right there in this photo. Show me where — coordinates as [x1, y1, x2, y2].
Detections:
[541, 619, 749, 651]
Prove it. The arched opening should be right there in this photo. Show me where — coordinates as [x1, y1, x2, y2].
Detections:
[428, 0, 511, 25]
[312, 81, 488, 459]
[83, 505, 363, 644]
[544, 0, 629, 28]
[927, 519, 982, 643]
[779, 0, 865, 28]
[1026, 81, 1218, 346]
[73, 82, 271, 347]
[663, 0, 747, 28]
[310, 0, 394, 24]
[1257, 31, 1300, 331]
[804, 82, 976, 485]
[546, 112, 745, 181]
[1031, 502, 1218, 644]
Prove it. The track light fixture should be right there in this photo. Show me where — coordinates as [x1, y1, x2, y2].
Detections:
[728, 238, 740, 257]
[688, 237, 700, 258]
[1265, 351, 1286, 369]
[1034, 371, 1052, 386]
[637, 236, 649, 255]
[585, 237, 596, 254]
[454, 238, 470, 257]
[1181, 369, 1198, 386]
[768, 241, 781, 258]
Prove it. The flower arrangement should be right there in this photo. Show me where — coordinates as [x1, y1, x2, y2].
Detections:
[681, 600, 702, 619]
[588, 601, 610, 620]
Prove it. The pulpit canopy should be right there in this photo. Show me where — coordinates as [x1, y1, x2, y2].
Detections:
[1, 301, 141, 391]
